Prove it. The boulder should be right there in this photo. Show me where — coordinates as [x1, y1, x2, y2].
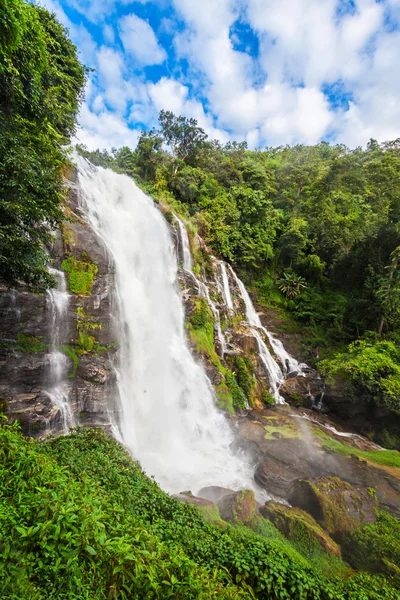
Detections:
[173, 491, 223, 526]
[216, 489, 257, 524]
[289, 477, 377, 539]
[198, 486, 235, 503]
[260, 501, 341, 556]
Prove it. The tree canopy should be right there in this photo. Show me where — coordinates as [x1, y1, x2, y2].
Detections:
[0, 0, 86, 287]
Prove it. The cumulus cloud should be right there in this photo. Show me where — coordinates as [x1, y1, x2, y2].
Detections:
[76, 104, 142, 150]
[37, 0, 400, 149]
[119, 14, 167, 66]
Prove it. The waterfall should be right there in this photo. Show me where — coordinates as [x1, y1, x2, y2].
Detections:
[175, 214, 193, 272]
[75, 158, 256, 494]
[219, 261, 234, 310]
[45, 267, 75, 432]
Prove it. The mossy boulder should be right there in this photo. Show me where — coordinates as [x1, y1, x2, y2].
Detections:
[260, 501, 341, 556]
[172, 491, 225, 526]
[289, 476, 377, 539]
[216, 489, 257, 524]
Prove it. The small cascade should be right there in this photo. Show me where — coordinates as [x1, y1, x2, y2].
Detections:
[174, 216, 227, 355]
[219, 261, 234, 310]
[174, 214, 193, 272]
[228, 266, 286, 403]
[45, 267, 75, 432]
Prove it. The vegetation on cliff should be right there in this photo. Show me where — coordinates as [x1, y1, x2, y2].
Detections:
[1, 423, 399, 600]
[78, 112, 400, 444]
[0, 0, 86, 287]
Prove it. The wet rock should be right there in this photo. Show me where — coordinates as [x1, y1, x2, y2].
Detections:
[77, 354, 111, 384]
[260, 501, 341, 556]
[198, 486, 235, 503]
[173, 491, 217, 508]
[280, 375, 321, 405]
[216, 489, 257, 524]
[289, 477, 377, 539]
[237, 410, 400, 518]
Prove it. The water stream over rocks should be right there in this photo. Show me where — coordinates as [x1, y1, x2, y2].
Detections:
[44, 267, 75, 433]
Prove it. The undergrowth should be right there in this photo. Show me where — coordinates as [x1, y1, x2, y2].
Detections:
[0, 424, 398, 599]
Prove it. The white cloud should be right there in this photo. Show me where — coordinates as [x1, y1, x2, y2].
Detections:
[76, 104, 141, 150]
[119, 14, 167, 66]
[38, 0, 400, 149]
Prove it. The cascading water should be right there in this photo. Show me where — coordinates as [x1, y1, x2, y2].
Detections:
[174, 216, 227, 355]
[175, 214, 193, 272]
[219, 261, 234, 311]
[228, 266, 286, 403]
[45, 267, 75, 432]
[75, 158, 256, 494]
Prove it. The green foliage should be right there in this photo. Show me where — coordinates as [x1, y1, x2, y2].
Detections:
[320, 340, 400, 412]
[342, 511, 400, 580]
[16, 333, 46, 353]
[231, 356, 255, 400]
[61, 255, 98, 295]
[0, 0, 86, 287]
[189, 298, 213, 329]
[278, 272, 307, 300]
[0, 424, 397, 600]
[61, 344, 79, 378]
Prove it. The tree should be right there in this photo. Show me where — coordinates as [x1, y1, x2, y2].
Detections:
[134, 130, 164, 181]
[377, 246, 400, 335]
[158, 110, 208, 164]
[0, 1, 86, 287]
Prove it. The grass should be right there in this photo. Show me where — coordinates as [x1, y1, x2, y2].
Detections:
[314, 430, 400, 469]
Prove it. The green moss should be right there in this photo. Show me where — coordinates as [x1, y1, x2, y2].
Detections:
[262, 390, 276, 405]
[195, 504, 226, 528]
[187, 299, 246, 411]
[16, 333, 46, 353]
[314, 429, 400, 469]
[62, 345, 79, 378]
[262, 503, 350, 578]
[228, 356, 255, 403]
[61, 255, 98, 295]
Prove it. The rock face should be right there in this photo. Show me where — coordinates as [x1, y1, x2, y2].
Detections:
[0, 176, 119, 436]
[260, 501, 341, 556]
[236, 408, 400, 519]
[289, 477, 377, 539]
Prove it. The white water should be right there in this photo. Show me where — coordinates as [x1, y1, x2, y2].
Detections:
[45, 267, 75, 432]
[175, 215, 193, 272]
[75, 158, 256, 494]
[219, 261, 234, 310]
[228, 266, 286, 403]
[174, 218, 227, 355]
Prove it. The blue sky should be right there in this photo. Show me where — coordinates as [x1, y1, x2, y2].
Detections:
[36, 0, 400, 150]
